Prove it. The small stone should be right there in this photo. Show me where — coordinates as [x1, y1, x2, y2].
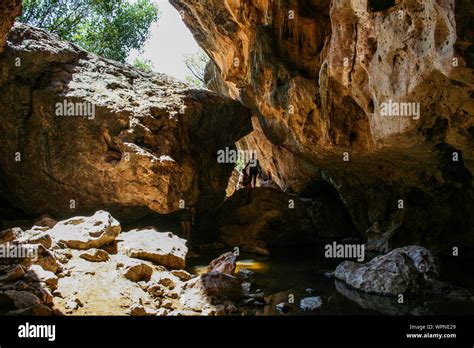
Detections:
[158, 277, 176, 289]
[130, 304, 147, 316]
[64, 298, 79, 311]
[161, 299, 174, 309]
[148, 283, 165, 297]
[170, 269, 193, 281]
[123, 262, 153, 282]
[300, 296, 322, 311]
[79, 249, 110, 262]
[165, 290, 179, 299]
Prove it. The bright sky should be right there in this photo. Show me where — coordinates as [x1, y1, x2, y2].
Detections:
[127, 0, 201, 81]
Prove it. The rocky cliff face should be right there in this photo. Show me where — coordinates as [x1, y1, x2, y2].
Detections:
[0, 0, 21, 54]
[0, 24, 252, 220]
[172, 0, 474, 253]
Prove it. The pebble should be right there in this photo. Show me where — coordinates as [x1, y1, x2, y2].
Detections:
[300, 296, 322, 311]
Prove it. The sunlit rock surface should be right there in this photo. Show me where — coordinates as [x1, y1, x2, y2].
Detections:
[118, 228, 188, 269]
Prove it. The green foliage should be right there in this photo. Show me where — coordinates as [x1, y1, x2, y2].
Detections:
[183, 48, 209, 88]
[235, 157, 245, 172]
[20, 0, 159, 62]
[133, 57, 154, 72]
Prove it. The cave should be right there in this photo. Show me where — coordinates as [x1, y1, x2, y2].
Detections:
[0, 0, 473, 341]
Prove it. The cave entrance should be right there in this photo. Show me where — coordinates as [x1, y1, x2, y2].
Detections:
[126, 0, 209, 87]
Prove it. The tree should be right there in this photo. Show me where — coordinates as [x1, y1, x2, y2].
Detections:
[20, 0, 159, 63]
[133, 57, 154, 72]
[183, 48, 209, 88]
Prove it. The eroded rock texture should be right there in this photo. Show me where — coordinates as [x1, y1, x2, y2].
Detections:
[172, 0, 474, 253]
[0, 0, 21, 54]
[334, 245, 439, 295]
[0, 24, 252, 220]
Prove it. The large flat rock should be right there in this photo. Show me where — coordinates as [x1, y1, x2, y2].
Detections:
[49, 211, 120, 250]
[119, 228, 187, 269]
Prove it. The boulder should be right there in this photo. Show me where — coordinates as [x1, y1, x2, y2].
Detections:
[185, 271, 242, 301]
[0, 264, 26, 282]
[147, 283, 165, 297]
[0, 23, 252, 221]
[0, 227, 21, 244]
[207, 252, 236, 275]
[22, 244, 62, 274]
[48, 211, 121, 250]
[129, 304, 156, 316]
[17, 227, 52, 249]
[334, 246, 438, 296]
[33, 215, 58, 229]
[119, 228, 187, 269]
[122, 261, 153, 283]
[0, 290, 41, 309]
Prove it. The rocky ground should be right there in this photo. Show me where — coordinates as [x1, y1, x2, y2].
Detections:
[0, 211, 266, 316]
[1, 209, 473, 316]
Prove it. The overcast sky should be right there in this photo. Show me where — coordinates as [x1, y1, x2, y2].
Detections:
[127, 0, 201, 81]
